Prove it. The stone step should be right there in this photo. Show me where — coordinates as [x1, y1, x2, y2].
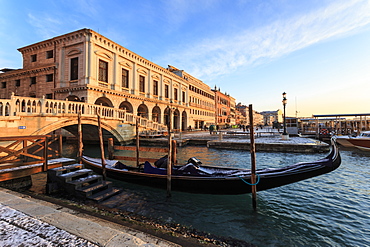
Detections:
[65, 174, 102, 190]
[76, 180, 113, 197]
[47, 164, 84, 181]
[87, 187, 122, 202]
[56, 168, 93, 183]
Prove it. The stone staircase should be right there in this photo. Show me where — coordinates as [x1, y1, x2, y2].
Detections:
[47, 164, 121, 202]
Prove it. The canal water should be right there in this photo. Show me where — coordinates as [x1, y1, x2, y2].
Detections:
[65, 144, 370, 247]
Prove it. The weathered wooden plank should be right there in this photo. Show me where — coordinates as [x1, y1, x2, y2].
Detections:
[0, 165, 43, 181]
[0, 135, 52, 141]
[0, 159, 22, 165]
[0, 160, 40, 169]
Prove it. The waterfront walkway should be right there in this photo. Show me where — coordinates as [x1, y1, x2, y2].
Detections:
[142, 129, 330, 153]
[0, 187, 179, 247]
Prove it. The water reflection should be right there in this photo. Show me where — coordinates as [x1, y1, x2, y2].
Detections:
[63, 143, 370, 246]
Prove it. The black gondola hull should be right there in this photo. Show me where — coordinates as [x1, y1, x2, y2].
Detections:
[82, 140, 341, 195]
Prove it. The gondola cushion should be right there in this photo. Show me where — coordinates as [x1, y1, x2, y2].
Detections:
[143, 161, 167, 175]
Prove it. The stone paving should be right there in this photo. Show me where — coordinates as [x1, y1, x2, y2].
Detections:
[0, 188, 179, 247]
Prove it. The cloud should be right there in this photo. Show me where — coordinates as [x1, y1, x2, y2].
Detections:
[26, 0, 101, 40]
[27, 13, 65, 39]
[159, 0, 370, 80]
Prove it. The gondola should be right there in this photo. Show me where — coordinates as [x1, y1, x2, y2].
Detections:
[82, 139, 341, 195]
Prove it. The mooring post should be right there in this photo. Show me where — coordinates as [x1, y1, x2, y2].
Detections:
[78, 111, 83, 164]
[43, 136, 48, 172]
[108, 138, 114, 160]
[249, 104, 257, 211]
[167, 107, 172, 198]
[219, 131, 223, 140]
[58, 134, 63, 158]
[97, 113, 106, 180]
[171, 139, 177, 165]
[22, 140, 27, 162]
[179, 130, 182, 147]
[136, 118, 140, 167]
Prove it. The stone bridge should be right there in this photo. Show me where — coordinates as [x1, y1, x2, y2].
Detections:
[0, 95, 167, 143]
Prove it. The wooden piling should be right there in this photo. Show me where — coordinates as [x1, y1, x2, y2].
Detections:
[43, 136, 48, 172]
[22, 140, 27, 162]
[249, 104, 257, 210]
[58, 134, 63, 158]
[171, 140, 177, 165]
[167, 107, 172, 198]
[97, 113, 106, 180]
[136, 119, 140, 167]
[77, 111, 83, 164]
[108, 138, 114, 160]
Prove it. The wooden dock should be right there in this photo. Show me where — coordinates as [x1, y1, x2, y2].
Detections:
[0, 135, 74, 185]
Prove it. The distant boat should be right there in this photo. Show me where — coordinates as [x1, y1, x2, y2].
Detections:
[347, 137, 370, 151]
[334, 131, 370, 148]
[82, 139, 341, 195]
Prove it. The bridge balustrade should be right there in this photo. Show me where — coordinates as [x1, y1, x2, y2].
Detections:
[0, 100, 11, 116]
[1, 94, 166, 131]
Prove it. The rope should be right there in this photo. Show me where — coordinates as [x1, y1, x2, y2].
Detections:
[237, 174, 260, 186]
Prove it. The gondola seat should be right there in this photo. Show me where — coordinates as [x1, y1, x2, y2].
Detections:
[143, 161, 167, 175]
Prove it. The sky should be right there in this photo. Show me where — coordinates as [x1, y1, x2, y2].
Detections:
[0, 0, 370, 117]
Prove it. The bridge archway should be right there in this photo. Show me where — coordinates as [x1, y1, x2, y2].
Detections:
[137, 104, 148, 118]
[95, 97, 113, 107]
[119, 101, 133, 113]
[32, 118, 126, 143]
[152, 106, 161, 123]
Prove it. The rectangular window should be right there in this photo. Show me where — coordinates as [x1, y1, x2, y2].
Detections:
[139, 75, 145, 93]
[15, 79, 20, 87]
[46, 74, 53, 82]
[70, 57, 79, 80]
[46, 50, 53, 59]
[165, 84, 169, 98]
[98, 60, 108, 82]
[31, 54, 37, 62]
[30, 77, 36, 85]
[182, 91, 185, 102]
[1, 82, 6, 89]
[45, 93, 53, 99]
[153, 80, 158, 96]
[122, 68, 129, 88]
[174, 88, 178, 101]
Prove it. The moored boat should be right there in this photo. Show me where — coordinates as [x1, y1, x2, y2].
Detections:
[334, 131, 370, 148]
[82, 139, 341, 195]
[334, 135, 356, 147]
[347, 138, 370, 151]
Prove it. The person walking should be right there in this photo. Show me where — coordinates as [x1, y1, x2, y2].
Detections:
[209, 125, 215, 134]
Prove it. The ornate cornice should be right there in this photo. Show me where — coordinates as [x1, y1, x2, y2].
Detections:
[0, 65, 56, 79]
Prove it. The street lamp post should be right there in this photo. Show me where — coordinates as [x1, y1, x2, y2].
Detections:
[282, 92, 289, 140]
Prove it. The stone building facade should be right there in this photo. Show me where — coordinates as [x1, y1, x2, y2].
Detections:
[235, 103, 264, 126]
[167, 65, 215, 130]
[0, 28, 221, 131]
[212, 87, 231, 128]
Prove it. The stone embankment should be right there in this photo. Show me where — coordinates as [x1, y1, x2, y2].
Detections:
[141, 129, 329, 153]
